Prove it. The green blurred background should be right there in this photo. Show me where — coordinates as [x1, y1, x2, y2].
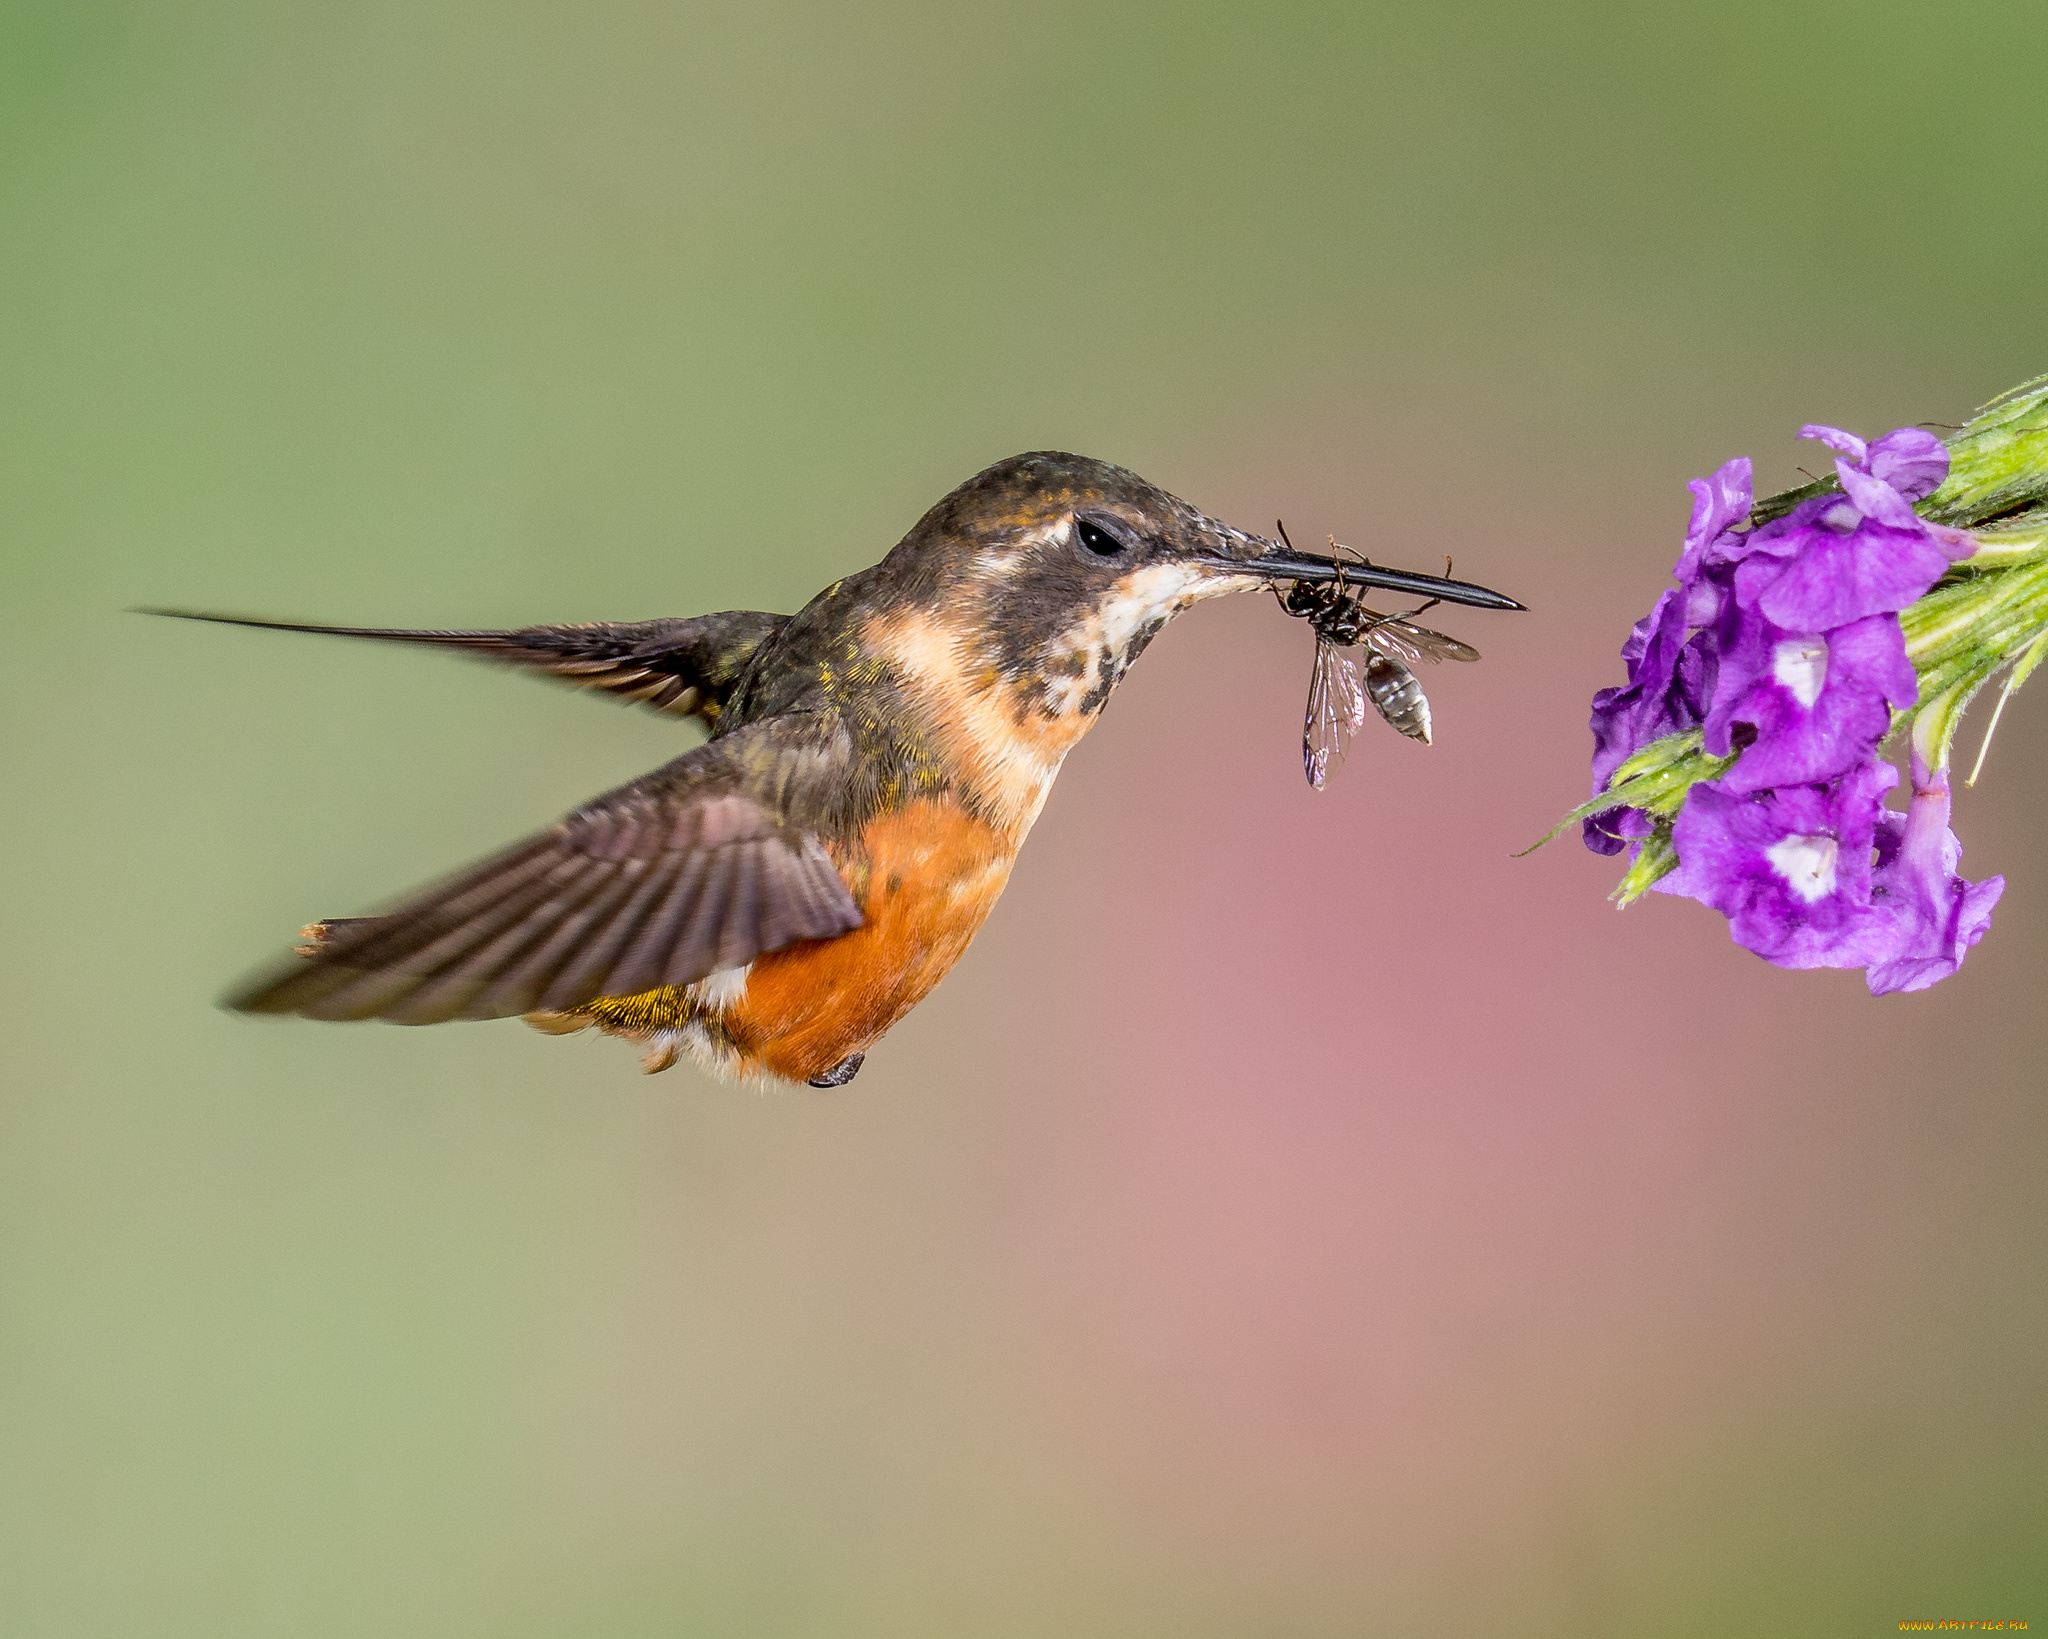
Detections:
[5, 2, 2046, 1634]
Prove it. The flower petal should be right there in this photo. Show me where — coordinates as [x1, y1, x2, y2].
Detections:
[1660, 763, 1898, 969]
[1589, 587, 1698, 792]
[1799, 423, 1868, 464]
[1742, 521, 1953, 631]
[1864, 873, 2005, 994]
[1674, 457, 1754, 583]
[1863, 763, 2004, 993]
[1866, 427, 1949, 502]
[1582, 805, 1652, 856]
[1835, 459, 1921, 530]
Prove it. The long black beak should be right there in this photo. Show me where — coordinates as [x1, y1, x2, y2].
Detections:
[1213, 539, 1527, 611]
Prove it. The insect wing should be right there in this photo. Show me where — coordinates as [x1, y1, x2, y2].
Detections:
[1303, 636, 1366, 789]
[1362, 619, 1481, 667]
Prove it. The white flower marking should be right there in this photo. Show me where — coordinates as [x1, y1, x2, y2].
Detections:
[1771, 634, 1829, 709]
[1766, 833, 1839, 903]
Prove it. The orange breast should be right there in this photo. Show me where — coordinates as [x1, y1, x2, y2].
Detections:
[722, 797, 1016, 1083]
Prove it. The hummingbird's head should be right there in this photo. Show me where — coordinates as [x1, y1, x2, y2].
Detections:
[855, 451, 1519, 831]
[879, 450, 1518, 719]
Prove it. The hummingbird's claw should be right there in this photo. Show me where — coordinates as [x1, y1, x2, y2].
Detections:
[807, 1052, 865, 1089]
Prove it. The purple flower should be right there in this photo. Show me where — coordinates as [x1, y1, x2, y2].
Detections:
[1729, 426, 1972, 632]
[1657, 761, 1900, 969]
[1583, 803, 1655, 856]
[1584, 592, 1717, 854]
[1702, 609, 1918, 794]
[1864, 758, 2005, 995]
[1589, 590, 1709, 786]
[1584, 457, 1751, 851]
[1672, 456, 1754, 591]
[1804, 424, 1950, 504]
[1577, 413, 2003, 994]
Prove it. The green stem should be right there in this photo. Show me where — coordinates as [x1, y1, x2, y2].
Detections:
[1899, 513, 2048, 768]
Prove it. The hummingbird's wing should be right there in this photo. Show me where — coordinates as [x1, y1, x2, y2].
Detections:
[225, 715, 864, 1024]
[141, 608, 789, 726]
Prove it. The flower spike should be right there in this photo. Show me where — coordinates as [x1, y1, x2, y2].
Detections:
[1540, 374, 2048, 993]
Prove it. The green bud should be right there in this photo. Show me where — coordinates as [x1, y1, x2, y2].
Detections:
[1924, 373, 2048, 528]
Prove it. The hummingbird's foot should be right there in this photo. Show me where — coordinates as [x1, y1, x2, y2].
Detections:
[807, 1052, 865, 1089]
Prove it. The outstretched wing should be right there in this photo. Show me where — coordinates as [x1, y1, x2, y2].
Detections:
[229, 715, 864, 1024]
[142, 608, 789, 726]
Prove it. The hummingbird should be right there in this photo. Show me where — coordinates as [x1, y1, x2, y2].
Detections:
[152, 452, 1522, 1087]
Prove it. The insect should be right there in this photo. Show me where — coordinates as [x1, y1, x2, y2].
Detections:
[1276, 531, 1482, 789]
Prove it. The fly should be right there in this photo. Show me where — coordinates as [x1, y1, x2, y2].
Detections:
[1275, 529, 1481, 790]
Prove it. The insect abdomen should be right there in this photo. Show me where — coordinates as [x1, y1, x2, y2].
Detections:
[1363, 653, 1431, 743]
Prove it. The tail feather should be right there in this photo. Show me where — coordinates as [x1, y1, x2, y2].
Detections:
[136, 609, 516, 648]
[134, 606, 791, 725]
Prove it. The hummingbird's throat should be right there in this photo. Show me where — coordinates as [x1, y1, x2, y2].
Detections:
[868, 562, 1244, 832]
[1036, 562, 1230, 719]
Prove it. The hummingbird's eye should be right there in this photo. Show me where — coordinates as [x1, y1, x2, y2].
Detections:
[1075, 516, 1128, 557]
